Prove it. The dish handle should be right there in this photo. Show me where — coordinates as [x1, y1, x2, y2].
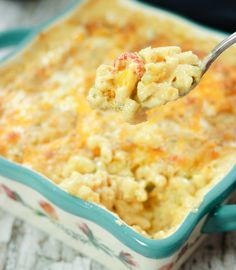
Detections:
[202, 205, 236, 233]
[0, 28, 32, 49]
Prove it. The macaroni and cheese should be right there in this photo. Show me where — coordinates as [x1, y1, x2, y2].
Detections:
[88, 47, 202, 122]
[0, 0, 235, 239]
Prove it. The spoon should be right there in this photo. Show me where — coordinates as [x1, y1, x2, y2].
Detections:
[88, 32, 236, 124]
[188, 31, 236, 93]
[139, 33, 236, 123]
[201, 31, 236, 77]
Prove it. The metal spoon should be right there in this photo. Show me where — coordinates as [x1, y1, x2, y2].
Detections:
[130, 33, 236, 124]
[201, 31, 236, 75]
[188, 31, 236, 93]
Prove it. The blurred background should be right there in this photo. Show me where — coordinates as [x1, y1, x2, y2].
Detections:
[144, 0, 236, 32]
[0, 0, 235, 32]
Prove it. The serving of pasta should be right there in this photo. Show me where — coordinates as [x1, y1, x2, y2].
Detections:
[0, 0, 235, 239]
[88, 46, 202, 122]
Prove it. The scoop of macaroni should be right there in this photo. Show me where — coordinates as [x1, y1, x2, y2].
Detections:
[87, 46, 202, 122]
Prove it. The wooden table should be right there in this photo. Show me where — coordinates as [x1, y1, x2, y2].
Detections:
[0, 1, 235, 269]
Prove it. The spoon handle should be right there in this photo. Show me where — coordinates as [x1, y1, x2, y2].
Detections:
[201, 31, 236, 74]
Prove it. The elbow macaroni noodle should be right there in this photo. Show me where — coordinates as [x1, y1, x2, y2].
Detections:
[87, 46, 202, 122]
[0, 0, 235, 239]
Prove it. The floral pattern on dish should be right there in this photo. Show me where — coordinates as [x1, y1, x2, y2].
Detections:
[0, 183, 139, 269]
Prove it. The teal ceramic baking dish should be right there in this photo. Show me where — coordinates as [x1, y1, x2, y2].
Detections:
[0, 1, 236, 269]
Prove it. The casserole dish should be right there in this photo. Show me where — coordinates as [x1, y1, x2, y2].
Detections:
[0, 0, 236, 269]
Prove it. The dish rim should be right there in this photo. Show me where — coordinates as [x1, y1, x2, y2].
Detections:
[0, 0, 236, 259]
